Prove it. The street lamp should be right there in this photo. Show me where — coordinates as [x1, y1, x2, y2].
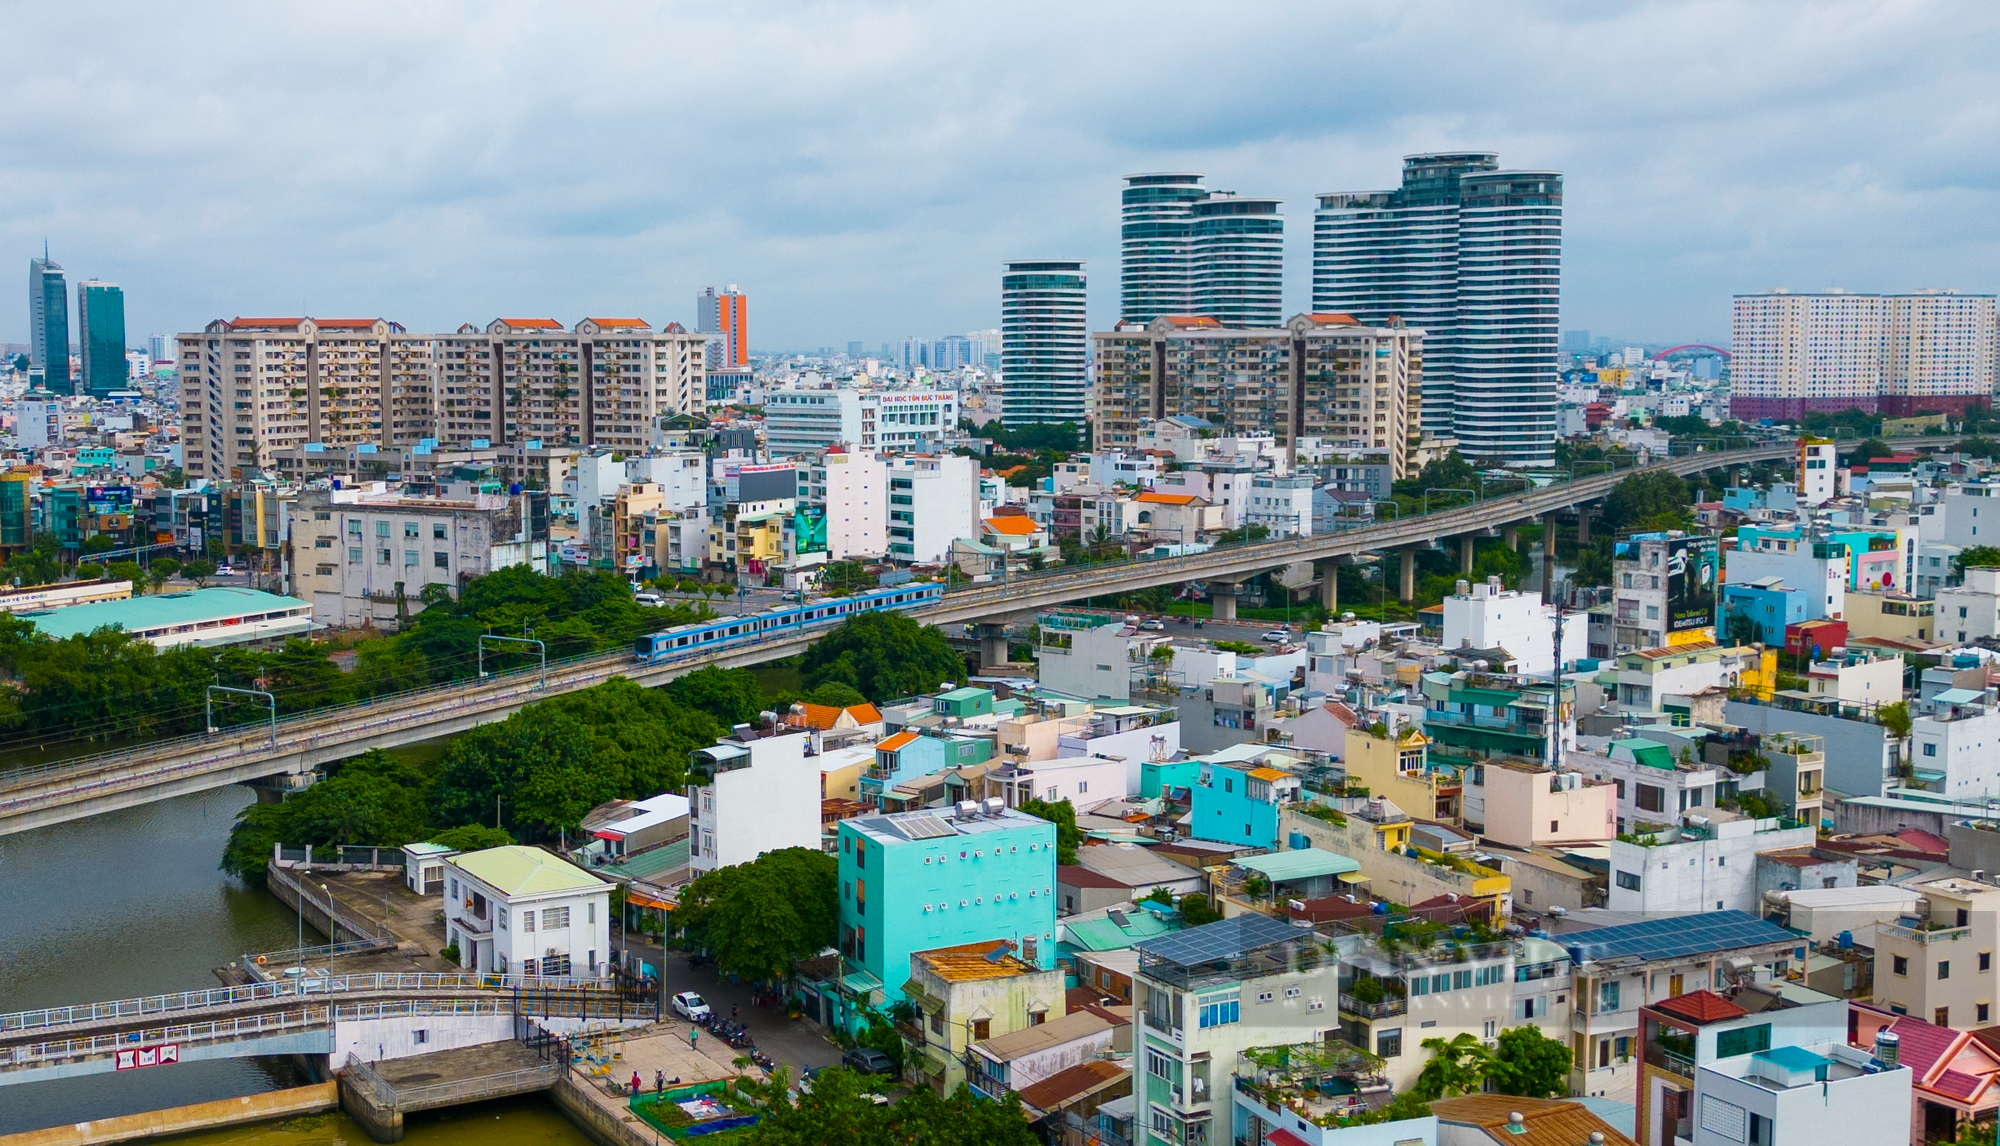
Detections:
[323, 883, 336, 980]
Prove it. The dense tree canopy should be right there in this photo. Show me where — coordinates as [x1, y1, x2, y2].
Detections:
[745, 1066, 1039, 1146]
[1599, 470, 1692, 534]
[673, 848, 838, 985]
[1017, 797, 1082, 865]
[801, 611, 966, 702]
[1486, 1026, 1573, 1098]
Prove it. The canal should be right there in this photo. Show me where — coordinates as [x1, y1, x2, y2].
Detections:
[0, 773, 591, 1146]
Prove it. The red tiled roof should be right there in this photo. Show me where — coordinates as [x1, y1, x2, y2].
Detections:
[1653, 990, 1748, 1025]
[1135, 491, 1197, 505]
[846, 704, 882, 724]
[585, 317, 650, 328]
[313, 318, 381, 329]
[228, 317, 306, 328]
[497, 318, 564, 329]
[1886, 1016, 1958, 1079]
[876, 730, 920, 752]
[1268, 1131, 1312, 1146]
[1303, 313, 1359, 326]
[1933, 1068, 1987, 1102]
[983, 516, 1042, 536]
[1158, 315, 1222, 328]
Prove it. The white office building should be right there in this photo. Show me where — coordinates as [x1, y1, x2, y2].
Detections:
[1607, 814, 1816, 915]
[687, 730, 821, 874]
[1692, 1043, 1908, 1146]
[762, 387, 958, 458]
[885, 454, 978, 563]
[292, 488, 547, 629]
[1910, 687, 2000, 799]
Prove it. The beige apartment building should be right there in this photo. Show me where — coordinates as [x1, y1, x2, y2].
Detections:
[180, 316, 705, 479]
[1873, 873, 2000, 1031]
[1092, 312, 1422, 478]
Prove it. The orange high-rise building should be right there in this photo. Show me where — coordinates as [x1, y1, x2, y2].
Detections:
[698, 285, 748, 369]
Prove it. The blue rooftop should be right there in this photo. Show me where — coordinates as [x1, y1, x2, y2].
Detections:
[1755, 1046, 1831, 1071]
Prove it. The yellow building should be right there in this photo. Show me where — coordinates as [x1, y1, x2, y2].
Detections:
[1846, 590, 1937, 644]
[1343, 724, 1460, 823]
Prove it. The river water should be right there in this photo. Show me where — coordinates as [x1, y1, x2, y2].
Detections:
[0, 785, 592, 1146]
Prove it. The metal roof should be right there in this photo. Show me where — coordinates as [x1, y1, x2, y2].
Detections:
[1231, 848, 1361, 883]
[22, 587, 311, 640]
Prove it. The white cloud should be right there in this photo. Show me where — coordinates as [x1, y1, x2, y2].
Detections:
[3, 0, 1997, 347]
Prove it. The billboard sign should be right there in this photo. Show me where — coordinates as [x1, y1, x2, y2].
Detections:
[1666, 536, 1719, 635]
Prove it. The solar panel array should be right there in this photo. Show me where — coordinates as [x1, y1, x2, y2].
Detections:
[884, 812, 959, 841]
[1561, 910, 1799, 964]
[1136, 914, 1307, 966]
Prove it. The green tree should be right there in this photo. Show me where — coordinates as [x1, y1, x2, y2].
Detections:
[75, 563, 104, 581]
[428, 824, 514, 851]
[147, 557, 181, 593]
[1723, 609, 1762, 648]
[817, 559, 877, 595]
[1841, 437, 1891, 466]
[664, 666, 767, 727]
[805, 681, 869, 708]
[1017, 796, 1082, 865]
[219, 751, 429, 880]
[801, 611, 966, 702]
[1486, 1026, 1573, 1098]
[182, 558, 219, 586]
[1413, 1032, 1493, 1100]
[1955, 546, 2000, 572]
[674, 848, 836, 986]
[104, 560, 143, 589]
[1179, 893, 1223, 926]
[428, 711, 610, 838]
[1601, 470, 1691, 534]
[1877, 700, 1913, 741]
[80, 535, 115, 556]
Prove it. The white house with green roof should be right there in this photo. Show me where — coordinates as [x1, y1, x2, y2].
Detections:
[443, 845, 611, 979]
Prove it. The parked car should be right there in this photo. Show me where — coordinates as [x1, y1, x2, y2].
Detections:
[1262, 629, 1291, 643]
[670, 991, 711, 1021]
[1139, 618, 1166, 631]
[841, 1047, 895, 1076]
[634, 590, 667, 606]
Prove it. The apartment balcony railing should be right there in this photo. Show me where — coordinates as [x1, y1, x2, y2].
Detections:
[1879, 921, 1972, 945]
[1337, 993, 1407, 1020]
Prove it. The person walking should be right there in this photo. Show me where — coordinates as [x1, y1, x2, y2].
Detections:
[689, 1027, 699, 1050]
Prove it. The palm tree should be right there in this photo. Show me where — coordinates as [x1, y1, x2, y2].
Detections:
[1414, 1033, 1493, 1100]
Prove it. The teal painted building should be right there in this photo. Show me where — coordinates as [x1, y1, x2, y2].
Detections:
[1190, 761, 1303, 849]
[1141, 759, 1203, 799]
[860, 729, 994, 805]
[837, 805, 1057, 1023]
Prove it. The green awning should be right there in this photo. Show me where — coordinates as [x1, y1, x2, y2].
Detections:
[1233, 847, 1361, 882]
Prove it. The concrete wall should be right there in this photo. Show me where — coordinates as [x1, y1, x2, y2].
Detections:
[1722, 701, 1896, 799]
[331, 1014, 514, 1065]
[0, 1083, 337, 1146]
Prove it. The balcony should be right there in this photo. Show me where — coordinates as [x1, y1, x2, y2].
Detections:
[1337, 993, 1407, 1020]
[1879, 920, 1972, 945]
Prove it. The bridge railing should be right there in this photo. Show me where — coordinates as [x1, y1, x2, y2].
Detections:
[0, 972, 617, 1035]
[3, 1005, 332, 1067]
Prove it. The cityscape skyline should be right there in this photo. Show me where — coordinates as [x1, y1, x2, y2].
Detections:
[1, 4, 1996, 350]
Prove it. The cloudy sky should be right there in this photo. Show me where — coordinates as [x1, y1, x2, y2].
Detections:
[5, 0, 1997, 351]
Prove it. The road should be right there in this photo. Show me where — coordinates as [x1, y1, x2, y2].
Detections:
[620, 939, 841, 1080]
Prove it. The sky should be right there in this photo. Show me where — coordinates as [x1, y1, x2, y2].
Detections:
[5, 0, 1999, 352]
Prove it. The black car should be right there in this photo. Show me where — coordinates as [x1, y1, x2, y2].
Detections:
[841, 1047, 895, 1075]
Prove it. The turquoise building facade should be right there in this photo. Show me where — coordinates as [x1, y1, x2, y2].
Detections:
[1189, 761, 1301, 849]
[837, 806, 1057, 1022]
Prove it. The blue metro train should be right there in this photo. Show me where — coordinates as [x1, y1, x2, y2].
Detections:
[632, 582, 945, 664]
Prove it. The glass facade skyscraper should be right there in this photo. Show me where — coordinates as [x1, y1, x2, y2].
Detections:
[28, 254, 69, 392]
[1314, 153, 1561, 466]
[77, 280, 129, 399]
[1001, 259, 1088, 427]
[1120, 175, 1283, 328]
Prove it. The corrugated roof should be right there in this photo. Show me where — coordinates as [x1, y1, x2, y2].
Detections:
[913, 940, 1038, 982]
[972, 1009, 1116, 1062]
[1245, 767, 1292, 782]
[23, 587, 311, 641]
[1016, 1059, 1129, 1113]
[1231, 848, 1360, 883]
[451, 846, 610, 897]
[1430, 1095, 1637, 1146]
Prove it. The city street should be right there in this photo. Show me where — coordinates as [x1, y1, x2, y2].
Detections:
[620, 938, 843, 1079]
